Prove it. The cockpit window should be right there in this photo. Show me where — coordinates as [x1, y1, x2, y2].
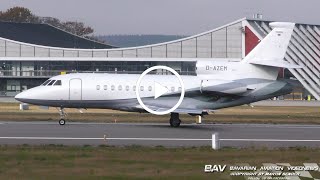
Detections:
[53, 80, 62, 86]
[48, 80, 56, 86]
[42, 80, 51, 86]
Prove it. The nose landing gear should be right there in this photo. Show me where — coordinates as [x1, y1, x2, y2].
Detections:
[58, 108, 67, 125]
[59, 119, 65, 125]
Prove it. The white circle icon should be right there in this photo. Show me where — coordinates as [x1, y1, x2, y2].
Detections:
[135, 66, 185, 115]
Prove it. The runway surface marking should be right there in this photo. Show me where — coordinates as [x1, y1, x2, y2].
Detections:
[221, 139, 320, 142]
[0, 137, 211, 141]
[1, 137, 320, 142]
[2, 121, 320, 129]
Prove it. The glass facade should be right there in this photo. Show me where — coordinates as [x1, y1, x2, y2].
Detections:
[0, 61, 196, 74]
[0, 60, 196, 96]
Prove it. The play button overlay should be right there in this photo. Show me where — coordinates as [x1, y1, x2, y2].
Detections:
[154, 82, 169, 99]
[136, 66, 185, 115]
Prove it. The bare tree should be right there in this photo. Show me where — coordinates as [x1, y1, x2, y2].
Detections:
[0, 7, 39, 23]
[40, 17, 63, 28]
[0, 7, 95, 36]
[62, 21, 94, 36]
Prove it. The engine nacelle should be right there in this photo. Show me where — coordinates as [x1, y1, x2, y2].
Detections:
[200, 79, 248, 95]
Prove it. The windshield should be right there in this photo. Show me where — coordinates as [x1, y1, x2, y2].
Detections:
[53, 80, 62, 86]
[47, 80, 56, 86]
[41, 80, 51, 86]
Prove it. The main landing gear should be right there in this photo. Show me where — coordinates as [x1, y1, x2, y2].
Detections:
[170, 113, 181, 127]
[58, 107, 66, 125]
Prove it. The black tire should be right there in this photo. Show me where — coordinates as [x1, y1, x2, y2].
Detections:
[170, 118, 181, 127]
[59, 119, 66, 125]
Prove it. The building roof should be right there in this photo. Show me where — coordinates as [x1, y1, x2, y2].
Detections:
[0, 21, 115, 49]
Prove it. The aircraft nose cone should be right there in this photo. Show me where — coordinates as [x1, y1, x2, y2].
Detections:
[15, 91, 26, 102]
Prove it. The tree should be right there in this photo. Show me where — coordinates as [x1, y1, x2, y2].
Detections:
[40, 17, 63, 29]
[0, 7, 95, 36]
[0, 7, 39, 23]
[62, 21, 94, 36]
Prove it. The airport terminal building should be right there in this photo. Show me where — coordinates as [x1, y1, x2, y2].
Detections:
[0, 18, 319, 100]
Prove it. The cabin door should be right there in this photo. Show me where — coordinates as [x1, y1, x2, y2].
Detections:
[69, 78, 82, 100]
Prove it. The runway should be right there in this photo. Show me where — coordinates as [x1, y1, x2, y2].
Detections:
[0, 121, 320, 148]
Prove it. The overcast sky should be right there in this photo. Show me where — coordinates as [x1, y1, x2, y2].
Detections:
[0, 0, 319, 35]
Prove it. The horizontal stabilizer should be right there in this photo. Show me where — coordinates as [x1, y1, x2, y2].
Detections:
[250, 59, 303, 69]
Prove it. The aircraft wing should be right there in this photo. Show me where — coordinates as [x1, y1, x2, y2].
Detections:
[157, 107, 204, 115]
[135, 104, 211, 115]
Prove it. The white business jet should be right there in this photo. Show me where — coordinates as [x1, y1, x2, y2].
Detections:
[15, 22, 301, 127]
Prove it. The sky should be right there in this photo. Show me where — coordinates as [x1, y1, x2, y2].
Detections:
[0, 0, 319, 35]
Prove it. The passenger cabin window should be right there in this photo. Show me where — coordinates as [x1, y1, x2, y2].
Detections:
[178, 87, 182, 91]
[53, 80, 62, 86]
[125, 85, 129, 91]
[118, 85, 122, 91]
[96, 85, 100, 90]
[140, 86, 144, 91]
[42, 80, 51, 86]
[111, 85, 115, 91]
[103, 85, 107, 90]
[48, 80, 56, 86]
[133, 86, 136, 91]
[148, 86, 152, 91]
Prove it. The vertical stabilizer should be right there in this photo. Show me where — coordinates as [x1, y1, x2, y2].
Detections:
[243, 22, 295, 63]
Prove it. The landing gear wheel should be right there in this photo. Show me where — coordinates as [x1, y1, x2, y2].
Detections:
[57, 107, 67, 126]
[59, 119, 65, 125]
[170, 118, 181, 127]
[170, 113, 181, 127]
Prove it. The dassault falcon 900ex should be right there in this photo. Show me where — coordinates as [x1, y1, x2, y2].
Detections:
[15, 22, 301, 127]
